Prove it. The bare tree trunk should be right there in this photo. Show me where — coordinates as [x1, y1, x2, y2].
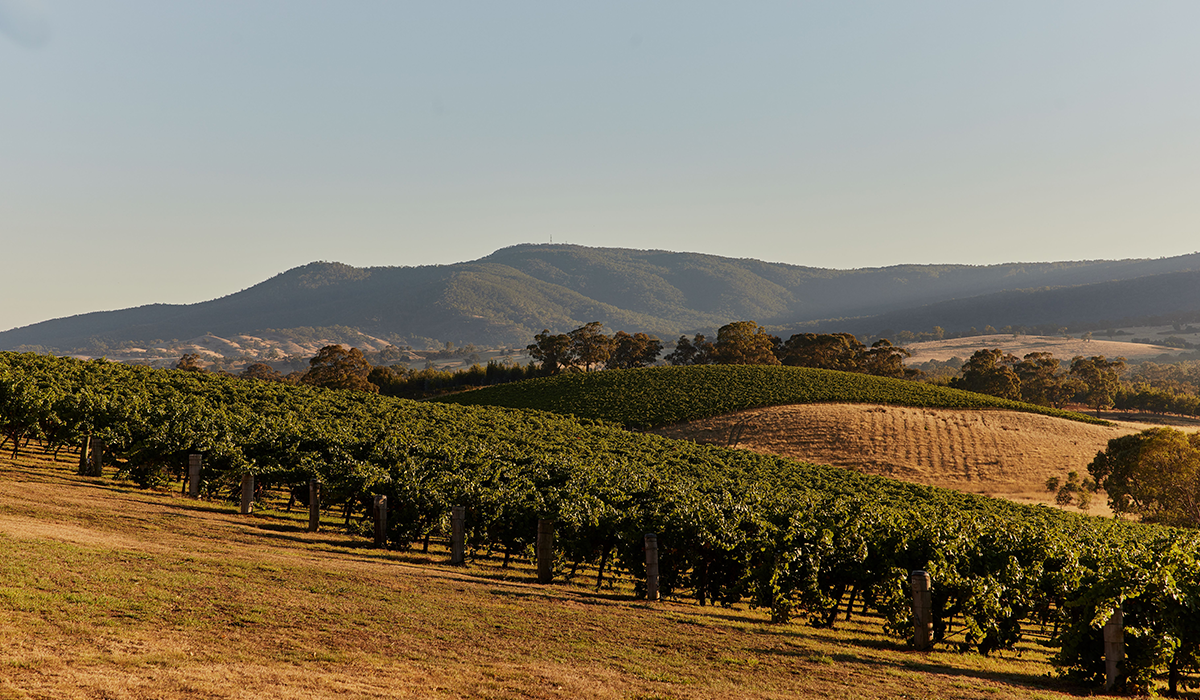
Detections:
[595, 545, 611, 591]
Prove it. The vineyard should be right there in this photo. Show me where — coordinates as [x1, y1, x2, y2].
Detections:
[434, 364, 1108, 430]
[2, 352, 1199, 693]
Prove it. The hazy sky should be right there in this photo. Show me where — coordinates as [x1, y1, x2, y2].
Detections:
[4, 1, 1200, 332]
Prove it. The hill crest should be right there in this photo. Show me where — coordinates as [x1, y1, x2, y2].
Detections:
[6, 244, 1200, 353]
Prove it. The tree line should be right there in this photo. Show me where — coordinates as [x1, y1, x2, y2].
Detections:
[179, 347, 541, 400]
[192, 321, 920, 399]
[944, 348, 1200, 419]
[528, 321, 918, 379]
[947, 350, 1126, 413]
[1113, 384, 1200, 417]
[527, 323, 664, 373]
[185, 324, 1200, 416]
[1105, 360, 1200, 417]
[174, 320, 925, 399]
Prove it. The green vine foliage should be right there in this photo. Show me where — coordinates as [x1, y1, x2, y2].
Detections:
[2, 351, 1198, 692]
[435, 364, 1107, 430]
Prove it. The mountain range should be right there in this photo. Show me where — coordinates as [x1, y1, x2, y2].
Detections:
[4, 244, 1200, 352]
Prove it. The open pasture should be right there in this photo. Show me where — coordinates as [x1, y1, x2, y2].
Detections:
[901, 334, 1191, 364]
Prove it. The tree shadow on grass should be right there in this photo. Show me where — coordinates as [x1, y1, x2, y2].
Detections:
[228, 524, 374, 551]
[1105, 411, 1200, 429]
[750, 631, 1092, 698]
[663, 607, 779, 628]
[157, 499, 239, 517]
[224, 516, 481, 570]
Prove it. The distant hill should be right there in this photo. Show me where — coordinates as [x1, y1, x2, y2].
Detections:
[821, 268, 1200, 336]
[5, 244, 1200, 352]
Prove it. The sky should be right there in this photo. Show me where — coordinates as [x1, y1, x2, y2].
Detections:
[3, 1, 1200, 332]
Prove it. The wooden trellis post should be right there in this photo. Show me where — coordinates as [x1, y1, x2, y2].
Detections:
[450, 506, 466, 565]
[373, 495, 388, 549]
[85, 438, 105, 477]
[307, 479, 321, 533]
[537, 519, 554, 584]
[1104, 607, 1124, 691]
[188, 453, 202, 498]
[645, 534, 660, 601]
[78, 436, 91, 476]
[911, 570, 933, 651]
[240, 474, 254, 514]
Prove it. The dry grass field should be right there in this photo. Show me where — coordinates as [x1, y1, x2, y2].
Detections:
[653, 403, 1200, 513]
[901, 333, 1189, 364]
[0, 445, 1114, 700]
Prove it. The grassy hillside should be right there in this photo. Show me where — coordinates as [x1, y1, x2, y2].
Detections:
[0, 448, 1085, 700]
[435, 365, 1107, 429]
[652, 402, 1142, 513]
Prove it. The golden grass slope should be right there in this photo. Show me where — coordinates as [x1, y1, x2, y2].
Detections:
[652, 403, 1200, 513]
[1, 446, 1093, 700]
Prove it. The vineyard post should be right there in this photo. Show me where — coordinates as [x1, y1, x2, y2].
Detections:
[911, 570, 933, 651]
[537, 519, 554, 584]
[77, 435, 90, 476]
[645, 533, 660, 601]
[86, 438, 104, 477]
[188, 453, 201, 498]
[373, 495, 388, 549]
[1104, 607, 1124, 691]
[307, 480, 321, 533]
[450, 506, 465, 565]
[239, 474, 254, 514]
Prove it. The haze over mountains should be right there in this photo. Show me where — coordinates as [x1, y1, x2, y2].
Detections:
[4, 244, 1200, 353]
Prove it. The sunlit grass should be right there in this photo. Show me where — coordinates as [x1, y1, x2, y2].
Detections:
[0, 443, 1139, 699]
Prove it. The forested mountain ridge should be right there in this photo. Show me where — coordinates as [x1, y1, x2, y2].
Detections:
[820, 268, 1200, 336]
[4, 244, 1200, 352]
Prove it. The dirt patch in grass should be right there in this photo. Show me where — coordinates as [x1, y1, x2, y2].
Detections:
[0, 445, 1146, 699]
